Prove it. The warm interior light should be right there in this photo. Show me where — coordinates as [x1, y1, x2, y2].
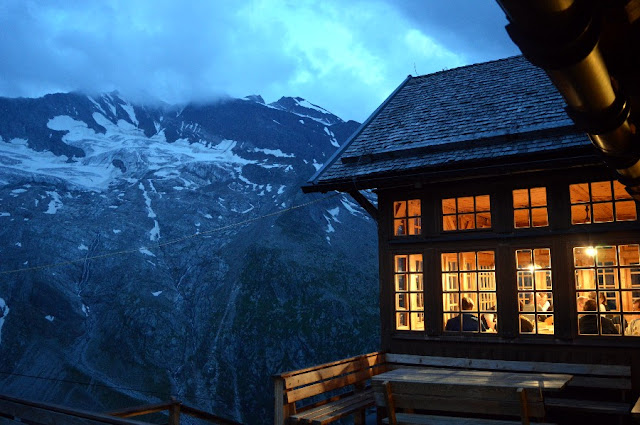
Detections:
[586, 246, 597, 257]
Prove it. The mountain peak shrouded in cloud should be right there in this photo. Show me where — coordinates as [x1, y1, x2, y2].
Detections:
[0, 1, 517, 123]
[0, 88, 374, 424]
[244, 94, 265, 104]
[269, 97, 343, 126]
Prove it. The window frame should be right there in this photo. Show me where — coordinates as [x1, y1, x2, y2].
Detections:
[441, 194, 492, 233]
[569, 180, 637, 225]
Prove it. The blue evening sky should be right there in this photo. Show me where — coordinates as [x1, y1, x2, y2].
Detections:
[0, 0, 519, 122]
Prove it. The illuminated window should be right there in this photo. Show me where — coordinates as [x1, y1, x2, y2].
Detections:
[574, 245, 640, 336]
[516, 248, 553, 335]
[393, 199, 421, 236]
[394, 254, 424, 331]
[442, 251, 496, 333]
[442, 195, 491, 231]
[513, 187, 548, 228]
[570, 181, 636, 224]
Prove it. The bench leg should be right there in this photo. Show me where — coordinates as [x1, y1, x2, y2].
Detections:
[376, 407, 384, 425]
[354, 409, 365, 425]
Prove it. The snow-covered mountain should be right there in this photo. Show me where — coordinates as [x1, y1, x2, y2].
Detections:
[0, 92, 378, 423]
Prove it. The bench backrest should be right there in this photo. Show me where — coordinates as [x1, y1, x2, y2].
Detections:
[377, 380, 545, 423]
[279, 352, 386, 404]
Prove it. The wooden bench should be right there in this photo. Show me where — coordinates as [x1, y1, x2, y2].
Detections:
[386, 354, 634, 420]
[375, 379, 555, 425]
[273, 352, 386, 425]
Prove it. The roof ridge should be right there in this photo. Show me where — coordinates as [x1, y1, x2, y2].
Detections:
[411, 54, 525, 80]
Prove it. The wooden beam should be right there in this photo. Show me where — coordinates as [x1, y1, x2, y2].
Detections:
[180, 404, 243, 425]
[348, 190, 378, 220]
[108, 402, 173, 418]
[0, 394, 151, 425]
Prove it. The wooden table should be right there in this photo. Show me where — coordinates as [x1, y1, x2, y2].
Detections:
[371, 367, 573, 424]
[372, 367, 572, 392]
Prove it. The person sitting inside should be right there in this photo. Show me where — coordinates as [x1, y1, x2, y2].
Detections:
[445, 297, 487, 332]
[578, 299, 619, 335]
[626, 299, 640, 336]
[577, 296, 589, 312]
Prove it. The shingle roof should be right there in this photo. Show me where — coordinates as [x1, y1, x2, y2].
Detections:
[303, 56, 597, 193]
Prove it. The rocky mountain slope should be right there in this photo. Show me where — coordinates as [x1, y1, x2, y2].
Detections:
[0, 92, 379, 423]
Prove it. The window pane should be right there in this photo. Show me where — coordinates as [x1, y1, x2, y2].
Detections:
[516, 249, 533, 269]
[624, 315, 640, 336]
[442, 198, 456, 214]
[531, 207, 549, 227]
[476, 195, 490, 212]
[394, 219, 407, 235]
[396, 294, 408, 310]
[393, 201, 407, 218]
[619, 245, 640, 266]
[578, 314, 599, 335]
[408, 217, 421, 235]
[621, 268, 640, 289]
[411, 312, 425, 330]
[477, 212, 491, 228]
[576, 269, 596, 290]
[441, 253, 458, 271]
[410, 274, 423, 291]
[458, 214, 475, 230]
[574, 247, 596, 267]
[459, 252, 476, 270]
[538, 315, 554, 334]
[572, 204, 591, 224]
[534, 248, 551, 269]
[597, 268, 619, 289]
[460, 272, 477, 291]
[396, 255, 408, 272]
[591, 181, 612, 202]
[517, 271, 533, 290]
[513, 189, 529, 209]
[442, 273, 459, 291]
[519, 315, 535, 333]
[596, 246, 617, 267]
[514, 209, 530, 228]
[530, 187, 547, 207]
[443, 293, 459, 311]
[616, 200, 637, 221]
[535, 270, 553, 290]
[458, 197, 474, 213]
[443, 215, 457, 231]
[614, 180, 631, 200]
[396, 313, 409, 330]
[409, 254, 423, 272]
[478, 251, 495, 269]
[395, 274, 407, 291]
[410, 293, 424, 310]
[593, 202, 614, 223]
[570, 183, 590, 203]
[407, 199, 421, 216]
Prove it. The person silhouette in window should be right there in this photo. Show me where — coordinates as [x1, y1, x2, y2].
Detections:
[445, 296, 487, 332]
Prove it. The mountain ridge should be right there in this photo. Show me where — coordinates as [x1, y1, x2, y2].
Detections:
[0, 90, 379, 424]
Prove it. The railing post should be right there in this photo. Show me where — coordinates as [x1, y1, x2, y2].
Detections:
[169, 399, 181, 425]
[274, 376, 289, 425]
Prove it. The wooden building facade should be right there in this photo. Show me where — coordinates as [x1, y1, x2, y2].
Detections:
[302, 56, 640, 388]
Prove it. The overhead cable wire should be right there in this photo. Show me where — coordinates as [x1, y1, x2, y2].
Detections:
[0, 192, 340, 276]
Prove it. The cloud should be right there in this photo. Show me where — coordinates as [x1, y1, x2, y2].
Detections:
[0, 0, 518, 122]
